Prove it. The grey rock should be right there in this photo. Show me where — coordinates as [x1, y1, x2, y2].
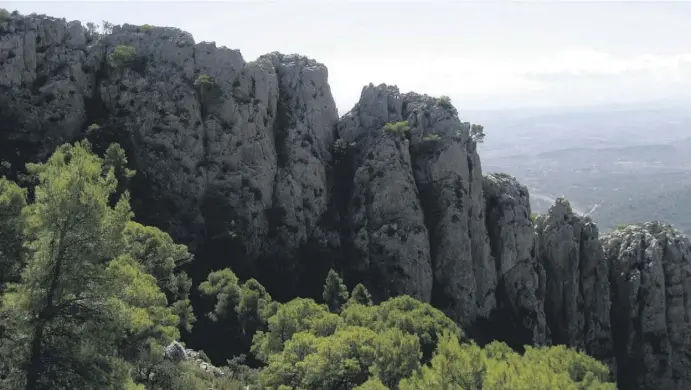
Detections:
[1, 14, 339, 264]
[66, 21, 87, 49]
[260, 53, 337, 255]
[163, 341, 187, 362]
[163, 342, 226, 377]
[337, 84, 433, 302]
[336, 84, 494, 322]
[603, 222, 691, 390]
[483, 173, 547, 347]
[0, 14, 98, 161]
[407, 93, 495, 325]
[536, 199, 613, 367]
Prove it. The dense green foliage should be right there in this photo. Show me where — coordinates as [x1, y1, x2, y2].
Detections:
[0, 141, 616, 389]
[399, 333, 614, 390]
[0, 142, 235, 390]
[0, 177, 27, 290]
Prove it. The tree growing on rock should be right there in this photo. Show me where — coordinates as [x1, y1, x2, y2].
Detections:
[470, 123, 486, 143]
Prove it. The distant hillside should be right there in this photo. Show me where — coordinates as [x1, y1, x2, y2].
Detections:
[594, 184, 691, 233]
[477, 103, 691, 234]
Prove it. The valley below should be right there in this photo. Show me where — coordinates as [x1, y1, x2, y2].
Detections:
[472, 101, 691, 233]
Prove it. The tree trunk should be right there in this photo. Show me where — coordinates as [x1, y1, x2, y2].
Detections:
[24, 322, 45, 390]
[25, 225, 68, 390]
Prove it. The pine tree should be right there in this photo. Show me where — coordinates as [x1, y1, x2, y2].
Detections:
[1, 141, 132, 389]
[0, 142, 180, 390]
[348, 283, 373, 307]
[0, 177, 27, 292]
[322, 269, 348, 313]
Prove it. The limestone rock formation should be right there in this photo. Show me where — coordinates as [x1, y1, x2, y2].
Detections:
[0, 13, 97, 164]
[603, 222, 691, 390]
[483, 173, 547, 348]
[535, 199, 614, 368]
[4, 11, 691, 390]
[0, 14, 339, 292]
[336, 84, 495, 325]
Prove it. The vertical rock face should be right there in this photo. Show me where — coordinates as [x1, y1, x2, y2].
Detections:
[336, 84, 495, 323]
[483, 173, 547, 348]
[408, 97, 495, 326]
[0, 14, 97, 165]
[336, 85, 433, 302]
[603, 222, 691, 390]
[0, 15, 339, 284]
[264, 54, 337, 256]
[96, 25, 339, 262]
[535, 199, 613, 366]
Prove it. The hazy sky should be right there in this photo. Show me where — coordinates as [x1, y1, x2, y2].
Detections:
[6, 1, 691, 113]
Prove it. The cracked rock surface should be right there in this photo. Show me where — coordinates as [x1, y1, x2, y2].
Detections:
[535, 199, 614, 368]
[603, 222, 691, 390]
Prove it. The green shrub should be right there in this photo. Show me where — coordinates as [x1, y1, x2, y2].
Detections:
[194, 74, 214, 87]
[531, 212, 539, 221]
[382, 121, 411, 138]
[109, 45, 137, 68]
[87, 123, 101, 132]
[615, 223, 629, 231]
[436, 95, 452, 108]
[422, 134, 441, 142]
[140, 24, 153, 32]
[435, 95, 459, 116]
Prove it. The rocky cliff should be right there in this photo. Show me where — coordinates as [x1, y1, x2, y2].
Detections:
[604, 222, 691, 390]
[2, 12, 691, 390]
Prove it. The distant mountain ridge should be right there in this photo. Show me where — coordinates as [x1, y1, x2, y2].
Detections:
[479, 103, 691, 234]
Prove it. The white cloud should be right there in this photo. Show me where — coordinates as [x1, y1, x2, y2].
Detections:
[327, 49, 691, 112]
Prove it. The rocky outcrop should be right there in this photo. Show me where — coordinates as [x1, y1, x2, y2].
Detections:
[483, 173, 547, 348]
[336, 85, 433, 302]
[4, 12, 691, 390]
[0, 13, 97, 164]
[603, 222, 691, 390]
[94, 25, 339, 263]
[535, 199, 614, 368]
[164, 341, 225, 377]
[336, 85, 495, 325]
[0, 14, 339, 292]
